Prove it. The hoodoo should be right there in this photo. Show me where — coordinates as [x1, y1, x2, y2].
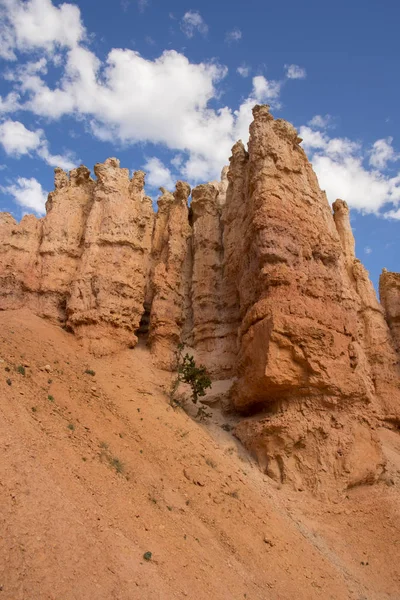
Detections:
[1, 105, 400, 493]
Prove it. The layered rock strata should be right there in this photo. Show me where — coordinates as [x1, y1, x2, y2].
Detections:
[380, 270, 400, 359]
[1, 106, 399, 493]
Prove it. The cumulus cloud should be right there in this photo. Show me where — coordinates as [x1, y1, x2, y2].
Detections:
[0, 92, 20, 113]
[0, 119, 78, 169]
[2, 176, 48, 214]
[143, 156, 174, 189]
[364, 246, 372, 254]
[180, 10, 208, 38]
[237, 64, 250, 77]
[299, 124, 400, 216]
[369, 137, 399, 170]
[0, 0, 305, 194]
[285, 64, 306, 79]
[225, 28, 242, 43]
[8, 31, 284, 181]
[307, 114, 333, 129]
[0, 119, 41, 154]
[0, 0, 85, 59]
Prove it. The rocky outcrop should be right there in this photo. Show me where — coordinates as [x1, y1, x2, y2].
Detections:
[148, 182, 192, 369]
[380, 270, 400, 358]
[1, 105, 399, 493]
[67, 159, 155, 354]
[332, 201, 400, 422]
[190, 171, 236, 378]
[0, 213, 42, 311]
[39, 165, 95, 322]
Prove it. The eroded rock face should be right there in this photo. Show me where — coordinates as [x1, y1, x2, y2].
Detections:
[148, 182, 192, 369]
[229, 108, 372, 410]
[38, 166, 95, 322]
[1, 106, 399, 493]
[67, 159, 155, 355]
[0, 213, 42, 311]
[191, 177, 236, 378]
[380, 270, 400, 359]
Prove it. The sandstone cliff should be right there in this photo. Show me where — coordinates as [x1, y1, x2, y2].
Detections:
[380, 269, 400, 360]
[1, 105, 399, 494]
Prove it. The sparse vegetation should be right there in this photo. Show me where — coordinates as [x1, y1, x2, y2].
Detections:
[109, 456, 124, 474]
[31, 406, 37, 413]
[67, 423, 75, 431]
[170, 343, 212, 420]
[48, 394, 55, 402]
[221, 423, 233, 432]
[98, 442, 124, 474]
[17, 365, 25, 376]
[143, 551, 152, 561]
[84, 369, 96, 376]
[6, 378, 11, 386]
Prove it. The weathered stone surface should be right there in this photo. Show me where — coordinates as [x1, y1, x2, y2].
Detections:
[0, 213, 42, 311]
[191, 179, 235, 377]
[67, 159, 155, 355]
[333, 201, 400, 422]
[148, 181, 192, 369]
[380, 269, 400, 358]
[229, 107, 371, 410]
[38, 165, 95, 322]
[222, 107, 389, 492]
[1, 106, 399, 493]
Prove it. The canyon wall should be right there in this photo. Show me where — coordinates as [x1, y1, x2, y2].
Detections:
[380, 270, 400, 359]
[1, 105, 399, 494]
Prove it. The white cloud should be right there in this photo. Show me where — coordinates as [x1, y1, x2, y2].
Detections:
[143, 156, 174, 189]
[369, 137, 399, 170]
[307, 114, 333, 129]
[285, 64, 307, 79]
[0, 92, 20, 113]
[299, 125, 400, 215]
[0, 0, 289, 187]
[384, 207, 400, 220]
[364, 246, 372, 254]
[0, 119, 42, 154]
[180, 10, 208, 38]
[225, 28, 242, 43]
[237, 64, 250, 77]
[36, 145, 76, 170]
[2, 176, 48, 214]
[0, 119, 77, 169]
[0, 0, 86, 59]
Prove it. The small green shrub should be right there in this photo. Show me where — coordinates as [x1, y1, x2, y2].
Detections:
[17, 365, 25, 376]
[84, 369, 96, 376]
[143, 551, 152, 561]
[67, 423, 75, 431]
[48, 394, 55, 402]
[6, 378, 11, 386]
[170, 344, 212, 420]
[178, 349, 212, 404]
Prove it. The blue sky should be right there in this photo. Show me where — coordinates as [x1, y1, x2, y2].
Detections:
[0, 0, 399, 289]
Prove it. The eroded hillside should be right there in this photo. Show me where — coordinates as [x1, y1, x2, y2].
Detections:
[1, 310, 400, 600]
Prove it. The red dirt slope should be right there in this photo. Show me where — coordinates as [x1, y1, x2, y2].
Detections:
[0, 309, 399, 599]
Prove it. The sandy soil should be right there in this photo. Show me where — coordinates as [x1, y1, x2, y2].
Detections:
[0, 309, 399, 599]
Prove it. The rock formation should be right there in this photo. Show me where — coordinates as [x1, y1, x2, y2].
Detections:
[380, 269, 400, 358]
[1, 105, 399, 494]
